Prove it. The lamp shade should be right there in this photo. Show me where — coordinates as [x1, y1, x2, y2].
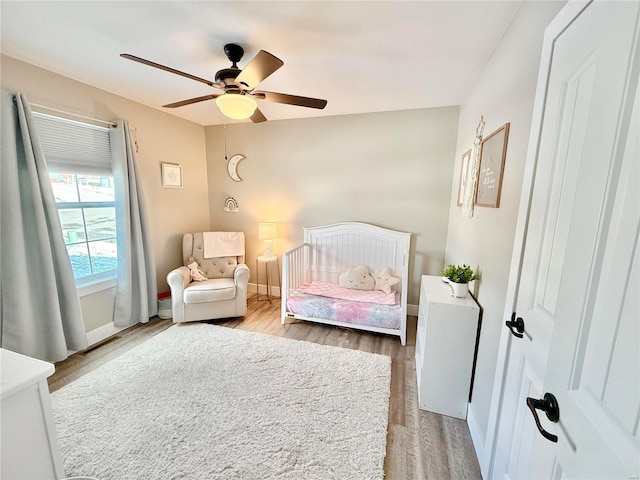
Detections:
[258, 223, 278, 240]
[215, 94, 257, 120]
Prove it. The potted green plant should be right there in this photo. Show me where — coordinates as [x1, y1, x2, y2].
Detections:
[442, 264, 479, 297]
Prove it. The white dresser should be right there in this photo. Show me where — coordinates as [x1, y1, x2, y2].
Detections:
[415, 275, 480, 419]
[1, 348, 65, 479]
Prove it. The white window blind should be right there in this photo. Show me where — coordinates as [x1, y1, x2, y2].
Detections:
[33, 112, 112, 174]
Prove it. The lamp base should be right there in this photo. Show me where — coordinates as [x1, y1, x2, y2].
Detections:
[263, 240, 274, 257]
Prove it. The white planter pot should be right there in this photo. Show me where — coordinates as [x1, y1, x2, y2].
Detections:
[448, 281, 469, 298]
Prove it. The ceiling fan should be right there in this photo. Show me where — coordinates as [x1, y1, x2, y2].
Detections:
[121, 44, 327, 123]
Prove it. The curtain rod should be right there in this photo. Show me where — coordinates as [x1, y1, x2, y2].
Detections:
[28, 102, 139, 130]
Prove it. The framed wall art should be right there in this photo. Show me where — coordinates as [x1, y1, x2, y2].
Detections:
[476, 123, 510, 208]
[457, 149, 472, 206]
[161, 163, 183, 188]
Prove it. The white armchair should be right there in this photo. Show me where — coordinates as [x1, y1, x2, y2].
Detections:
[166, 232, 250, 323]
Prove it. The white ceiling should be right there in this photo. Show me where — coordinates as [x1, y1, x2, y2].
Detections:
[1, 1, 523, 126]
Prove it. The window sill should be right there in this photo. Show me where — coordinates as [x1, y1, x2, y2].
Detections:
[77, 275, 116, 297]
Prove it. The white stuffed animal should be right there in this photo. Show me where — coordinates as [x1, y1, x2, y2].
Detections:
[374, 267, 400, 294]
[186, 257, 207, 282]
[339, 265, 375, 290]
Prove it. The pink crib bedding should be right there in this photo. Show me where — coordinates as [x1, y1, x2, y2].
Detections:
[286, 287, 402, 330]
[296, 281, 398, 305]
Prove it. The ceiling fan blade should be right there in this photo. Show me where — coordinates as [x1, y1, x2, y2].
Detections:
[121, 53, 220, 88]
[162, 94, 221, 108]
[252, 90, 327, 109]
[235, 50, 284, 90]
[250, 107, 267, 123]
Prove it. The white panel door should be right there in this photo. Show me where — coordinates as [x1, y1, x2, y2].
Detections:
[491, 1, 640, 478]
[533, 76, 640, 480]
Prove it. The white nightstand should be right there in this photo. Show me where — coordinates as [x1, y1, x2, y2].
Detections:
[256, 255, 281, 303]
[1, 349, 64, 479]
[415, 275, 480, 419]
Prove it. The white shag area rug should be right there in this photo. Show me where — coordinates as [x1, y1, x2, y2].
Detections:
[51, 324, 391, 480]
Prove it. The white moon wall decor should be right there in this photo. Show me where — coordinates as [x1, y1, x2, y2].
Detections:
[227, 154, 245, 182]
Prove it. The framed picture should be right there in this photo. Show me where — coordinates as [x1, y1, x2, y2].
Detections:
[161, 163, 182, 188]
[476, 123, 510, 208]
[457, 149, 472, 206]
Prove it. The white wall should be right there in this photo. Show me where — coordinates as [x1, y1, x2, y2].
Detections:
[1, 55, 210, 332]
[205, 107, 460, 304]
[443, 0, 566, 468]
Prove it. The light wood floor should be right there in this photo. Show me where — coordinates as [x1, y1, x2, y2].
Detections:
[49, 295, 482, 480]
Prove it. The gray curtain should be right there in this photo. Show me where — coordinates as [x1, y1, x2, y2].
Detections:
[0, 91, 87, 362]
[110, 121, 157, 327]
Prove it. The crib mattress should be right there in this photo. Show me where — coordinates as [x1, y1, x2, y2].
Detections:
[286, 291, 402, 330]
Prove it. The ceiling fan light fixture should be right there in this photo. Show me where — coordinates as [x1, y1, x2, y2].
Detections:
[215, 94, 257, 120]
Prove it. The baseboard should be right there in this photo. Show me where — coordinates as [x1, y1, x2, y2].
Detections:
[407, 303, 418, 316]
[467, 403, 488, 478]
[249, 282, 281, 298]
[86, 322, 130, 347]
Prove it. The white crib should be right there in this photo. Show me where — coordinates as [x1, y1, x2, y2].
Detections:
[281, 222, 411, 345]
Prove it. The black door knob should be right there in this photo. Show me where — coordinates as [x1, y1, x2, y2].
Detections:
[506, 313, 525, 338]
[526, 392, 560, 443]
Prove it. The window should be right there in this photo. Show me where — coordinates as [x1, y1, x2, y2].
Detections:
[33, 112, 117, 286]
[50, 172, 117, 281]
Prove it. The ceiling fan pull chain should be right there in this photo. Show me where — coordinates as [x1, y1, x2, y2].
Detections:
[224, 123, 228, 161]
